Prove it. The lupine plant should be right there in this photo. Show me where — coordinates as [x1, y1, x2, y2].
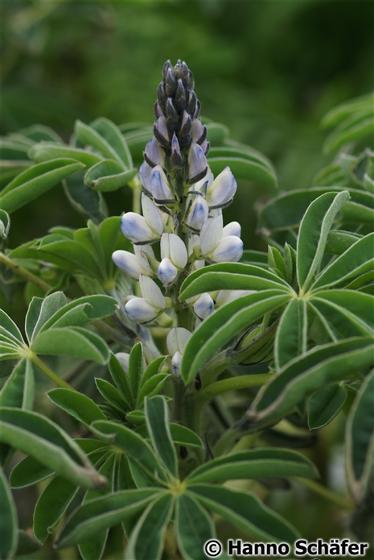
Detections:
[0, 62, 373, 559]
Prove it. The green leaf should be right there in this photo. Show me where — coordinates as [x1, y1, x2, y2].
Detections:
[312, 233, 374, 289]
[0, 467, 18, 560]
[187, 448, 317, 483]
[181, 291, 289, 384]
[190, 484, 299, 543]
[0, 360, 34, 409]
[85, 160, 137, 192]
[128, 342, 143, 402]
[346, 369, 374, 501]
[10, 456, 53, 489]
[0, 159, 84, 213]
[312, 292, 374, 338]
[180, 263, 289, 301]
[25, 292, 67, 342]
[306, 384, 347, 430]
[91, 118, 133, 168]
[169, 424, 204, 449]
[32, 327, 110, 364]
[29, 143, 101, 166]
[91, 420, 162, 482]
[57, 489, 160, 548]
[125, 494, 173, 560]
[296, 191, 349, 290]
[274, 299, 308, 369]
[208, 156, 277, 188]
[64, 172, 107, 223]
[250, 338, 374, 428]
[145, 396, 177, 477]
[108, 354, 133, 408]
[176, 494, 215, 560]
[95, 378, 127, 413]
[0, 408, 104, 489]
[48, 389, 106, 425]
[0, 308, 24, 343]
[39, 295, 116, 332]
[33, 476, 77, 543]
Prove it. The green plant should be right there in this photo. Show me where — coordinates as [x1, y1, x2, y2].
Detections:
[0, 61, 373, 559]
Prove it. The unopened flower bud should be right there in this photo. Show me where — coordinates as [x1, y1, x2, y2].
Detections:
[193, 293, 214, 319]
[170, 133, 184, 167]
[188, 142, 207, 183]
[174, 79, 187, 112]
[185, 195, 208, 231]
[206, 167, 237, 209]
[144, 138, 165, 167]
[154, 116, 169, 148]
[200, 213, 224, 256]
[211, 235, 243, 262]
[157, 257, 178, 286]
[171, 351, 182, 375]
[191, 120, 206, 144]
[121, 213, 157, 244]
[149, 166, 175, 204]
[125, 297, 158, 323]
[112, 249, 151, 279]
[167, 327, 191, 356]
[165, 67, 177, 96]
[187, 91, 197, 117]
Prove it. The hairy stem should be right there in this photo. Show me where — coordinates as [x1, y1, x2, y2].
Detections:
[296, 478, 354, 510]
[0, 251, 50, 291]
[30, 352, 73, 389]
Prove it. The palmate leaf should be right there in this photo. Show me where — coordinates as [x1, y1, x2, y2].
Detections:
[187, 448, 317, 484]
[249, 337, 374, 429]
[144, 396, 177, 478]
[0, 408, 105, 489]
[0, 466, 18, 560]
[48, 388, 106, 425]
[190, 484, 299, 543]
[274, 299, 308, 369]
[32, 327, 110, 364]
[346, 369, 374, 501]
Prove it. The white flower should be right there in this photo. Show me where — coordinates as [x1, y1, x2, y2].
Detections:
[157, 257, 178, 286]
[124, 275, 166, 323]
[200, 211, 243, 263]
[185, 195, 209, 231]
[223, 221, 241, 237]
[206, 167, 237, 209]
[144, 138, 165, 167]
[141, 194, 166, 236]
[160, 233, 188, 269]
[112, 248, 152, 280]
[167, 327, 192, 375]
[188, 142, 208, 183]
[193, 293, 214, 319]
[120, 213, 156, 244]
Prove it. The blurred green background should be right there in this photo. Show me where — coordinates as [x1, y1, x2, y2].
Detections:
[1, 0, 373, 244]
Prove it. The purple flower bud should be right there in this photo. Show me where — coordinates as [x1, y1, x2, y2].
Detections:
[187, 91, 197, 117]
[200, 139, 209, 154]
[144, 138, 165, 167]
[154, 102, 163, 118]
[174, 79, 187, 112]
[193, 293, 214, 319]
[191, 120, 206, 144]
[188, 142, 208, 183]
[154, 116, 169, 148]
[157, 257, 178, 286]
[170, 133, 184, 167]
[165, 98, 178, 124]
[149, 166, 175, 204]
[223, 221, 241, 237]
[120, 213, 156, 244]
[165, 67, 177, 96]
[162, 59, 173, 80]
[185, 195, 209, 231]
[211, 235, 243, 262]
[157, 82, 166, 110]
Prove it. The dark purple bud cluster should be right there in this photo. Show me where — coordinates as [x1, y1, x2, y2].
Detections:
[145, 60, 209, 190]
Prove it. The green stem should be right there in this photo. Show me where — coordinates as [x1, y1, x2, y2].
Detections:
[0, 251, 50, 291]
[30, 352, 73, 389]
[131, 176, 142, 213]
[297, 478, 354, 510]
[197, 374, 273, 402]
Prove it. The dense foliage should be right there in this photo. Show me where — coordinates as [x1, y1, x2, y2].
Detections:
[0, 55, 373, 559]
